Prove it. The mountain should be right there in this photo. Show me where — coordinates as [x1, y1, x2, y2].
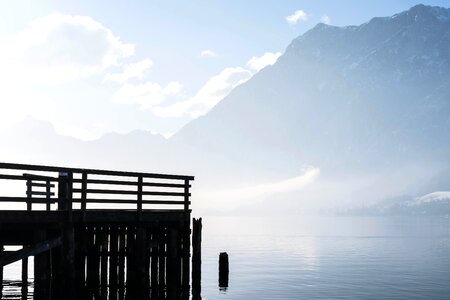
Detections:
[174, 4, 450, 176]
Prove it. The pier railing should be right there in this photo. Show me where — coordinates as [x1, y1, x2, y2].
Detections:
[0, 162, 194, 212]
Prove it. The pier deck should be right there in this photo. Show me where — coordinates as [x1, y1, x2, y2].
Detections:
[0, 163, 201, 300]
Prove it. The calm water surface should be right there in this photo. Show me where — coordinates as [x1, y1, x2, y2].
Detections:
[200, 216, 450, 300]
[3, 216, 450, 299]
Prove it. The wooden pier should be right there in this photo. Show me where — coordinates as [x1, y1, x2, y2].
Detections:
[0, 163, 202, 300]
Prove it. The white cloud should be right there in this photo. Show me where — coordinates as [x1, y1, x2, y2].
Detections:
[112, 81, 183, 110]
[200, 49, 217, 58]
[153, 67, 252, 118]
[320, 15, 331, 25]
[104, 58, 153, 84]
[247, 52, 282, 71]
[0, 13, 134, 85]
[286, 10, 308, 25]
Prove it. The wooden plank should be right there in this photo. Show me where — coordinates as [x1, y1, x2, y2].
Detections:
[100, 227, 109, 300]
[34, 229, 50, 300]
[166, 227, 180, 300]
[182, 218, 191, 298]
[86, 227, 99, 299]
[0, 245, 3, 300]
[0, 237, 62, 267]
[73, 199, 188, 205]
[0, 174, 26, 181]
[0, 197, 57, 203]
[26, 179, 32, 211]
[50, 242, 62, 300]
[27, 182, 55, 188]
[192, 218, 202, 300]
[72, 178, 190, 188]
[23, 173, 58, 181]
[21, 256, 28, 300]
[137, 176, 143, 215]
[26, 191, 55, 196]
[73, 188, 188, 197]
[150, 230, 159, 299]
[109, 227, 119, 300]
[46, 181, 51, 211]
[184, 179, 190, 212]
[74, 227, 87, 299]
[158, 226, 166, 297]
[118, 228, 126, 300]
[135, 226, 147, 299]
[62, 223, 76, 300]
[81, 172, 87, 211]
[125, 226, 136, 300]
[0, 162, 194, 181]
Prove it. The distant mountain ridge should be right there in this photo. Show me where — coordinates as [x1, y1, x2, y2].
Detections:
[173, 4, 450, 174]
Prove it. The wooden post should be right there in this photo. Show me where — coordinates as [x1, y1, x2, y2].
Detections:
[137, 176, 143, 221]
[135, 226, 147, 299]
[81, 172, 87, 211]
[158, 226, 166, 297]
[0, 244, 3, 300]
[182, 219, 191, 298]
[219, 252, 229, 289]
[118, 228, 126, 300]
[46, 180, 51, 211]
[50, 243, 61, 299]
[109, 227, 119, 300]
[21, 254, 28, 300]
[125, 226, 136, 300]
[86, 227, 99, 298]
[100, 227, 108, 299]
[192, 218, 202, 299]
[62, 223, 76, 300]
[150, 230, 158, 299]
[75, 227, 86, 300]
[34, 229, 50, 300]
[26, 179, 32, 211]
[167, 227, 180, 300]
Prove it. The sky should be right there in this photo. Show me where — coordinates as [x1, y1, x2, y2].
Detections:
[0, 0, 448, 140]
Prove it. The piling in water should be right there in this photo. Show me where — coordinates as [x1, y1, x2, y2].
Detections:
[219, 252, 229, 288]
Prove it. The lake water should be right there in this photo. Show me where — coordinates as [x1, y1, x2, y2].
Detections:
[3, 216, 450, 299]
[200, 216, 450, 300]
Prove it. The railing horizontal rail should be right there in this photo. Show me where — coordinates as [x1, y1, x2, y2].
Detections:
[0, 197, 57, 203]
[0, 162, 194, 181]
[26, 191, 55, 196]
[72, 178, 190, 188]
[27, 182, 55, 188]
[72, 199, 189, 205]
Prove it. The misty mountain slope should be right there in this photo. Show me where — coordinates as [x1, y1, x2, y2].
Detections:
[173, 4, 450, 176]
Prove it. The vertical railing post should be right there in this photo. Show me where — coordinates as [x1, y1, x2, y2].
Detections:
[58, 172, 68, 211]
[26, 179, 32, 211]
[184, 179, 190, 212]
[58, 171, 75, 299]
[46, 180, 51, 211]
[22, 253, 28, 298]
[81, 172, 88, 212]
[137, 176, 143, 220]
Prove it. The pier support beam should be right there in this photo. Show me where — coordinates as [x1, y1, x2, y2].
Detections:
[21, 256, 28, 300]
[0, 245, 3, 300]
[192, 218, 202, 300]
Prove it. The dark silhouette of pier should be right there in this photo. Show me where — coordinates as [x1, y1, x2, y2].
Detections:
[0, 162, 202, 300]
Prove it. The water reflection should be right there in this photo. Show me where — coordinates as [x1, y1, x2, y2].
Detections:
[200, 216, 450, 299]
